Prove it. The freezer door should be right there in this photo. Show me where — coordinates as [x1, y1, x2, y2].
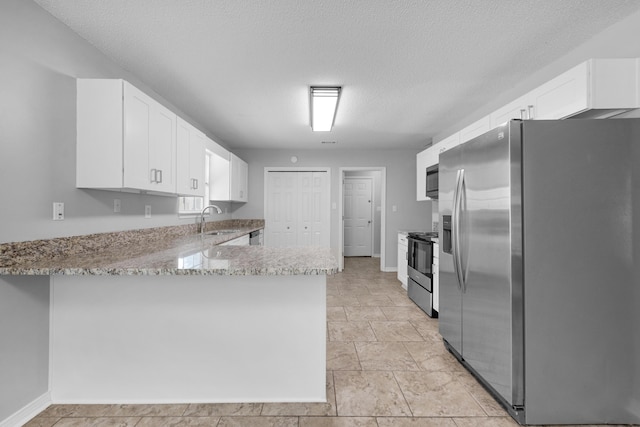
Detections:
[438, 144, 463, 355]
[459, 122, 524, 407]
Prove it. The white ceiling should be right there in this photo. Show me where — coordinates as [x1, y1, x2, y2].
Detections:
[34, 0, 640, 150]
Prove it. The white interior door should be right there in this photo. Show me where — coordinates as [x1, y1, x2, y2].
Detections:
[265, 171, 330, 248]
[343, 178, 373, 256]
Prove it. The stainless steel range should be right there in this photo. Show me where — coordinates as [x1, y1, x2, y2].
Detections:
[407, 231, 438, 318]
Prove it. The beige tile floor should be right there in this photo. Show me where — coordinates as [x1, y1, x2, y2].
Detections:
[26, 257, 622, 427]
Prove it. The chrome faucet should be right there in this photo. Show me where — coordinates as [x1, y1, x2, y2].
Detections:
[200, 204, 223, 236]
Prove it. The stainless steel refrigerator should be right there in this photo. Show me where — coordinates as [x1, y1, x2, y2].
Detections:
[439, 118, 640, 425]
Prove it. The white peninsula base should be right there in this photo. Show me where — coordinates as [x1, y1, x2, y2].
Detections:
[50, 274, 326, 404]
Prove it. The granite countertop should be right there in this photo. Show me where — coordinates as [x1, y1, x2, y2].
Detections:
[0, 219, 338, 276]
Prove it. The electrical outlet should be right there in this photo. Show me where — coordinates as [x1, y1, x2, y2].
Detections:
[145, 205, 151, 218]
[53, 202, 64, 220]
[114, 199, 121, 213]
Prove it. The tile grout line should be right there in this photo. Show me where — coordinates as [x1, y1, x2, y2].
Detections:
[391, 370, 415, 418]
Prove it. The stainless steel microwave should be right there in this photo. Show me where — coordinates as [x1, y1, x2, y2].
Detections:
[425, 164, 438, 199]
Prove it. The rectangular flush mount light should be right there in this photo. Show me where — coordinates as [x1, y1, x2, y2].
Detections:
[310, 86, 341, 132]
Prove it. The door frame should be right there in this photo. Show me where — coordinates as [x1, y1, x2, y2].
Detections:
[338, 167, 387, 272]
[343, 176, 374, 257]
[263, 167, 331, 248]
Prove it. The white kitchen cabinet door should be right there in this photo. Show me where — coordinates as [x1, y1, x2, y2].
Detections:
[459, 115, 492, 144]
[532, 58, 640, 120]
[397, 233, 408, 288]
[176, 117, 205, 197]
[490, 93, 534, 128]
[230, 153, 248, 202]
[435, 132, 461, 157]
[210, 152, 248, 202]
[123, 82, 176, 193]
[209, 150, 231, 201]
[77, 79, 177, 195]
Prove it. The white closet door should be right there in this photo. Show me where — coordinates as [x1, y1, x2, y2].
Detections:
[311, 172, 330, 247]
[265, 171, 330, 248]
[266, 172, 298, 248]
[298, 172, 314, 246]
[343, 178, 373, 256]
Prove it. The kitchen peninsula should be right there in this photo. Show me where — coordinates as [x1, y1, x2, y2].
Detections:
[0, 220, 337, 405]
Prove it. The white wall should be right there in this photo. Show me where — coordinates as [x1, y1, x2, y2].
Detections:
[0, 277, 50, 422]
[0, 0, 231, 245]
[233, 148, 432, 270]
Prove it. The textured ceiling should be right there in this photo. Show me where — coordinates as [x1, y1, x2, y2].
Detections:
[33, 0, 640, 150]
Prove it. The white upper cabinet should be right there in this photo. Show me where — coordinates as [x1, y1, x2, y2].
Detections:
[176, 117, 205, 197]
[77, 79, 177, 194]
[459, 115, 492, 144]
[490, 93, 535, 128]
[531, 58, 640, 120]
[436, 132, 461, 155]
[209, 149, 248, 202]
[418, 58, 640, 201]
[230, 153, 248, 202]
[209, 149, 231, 201]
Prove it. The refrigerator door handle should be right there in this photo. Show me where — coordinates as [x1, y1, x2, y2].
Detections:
[459, 170, 468, 293]
[452, 169, 465, 291]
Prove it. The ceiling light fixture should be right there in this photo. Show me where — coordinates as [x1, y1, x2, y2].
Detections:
[310, 86, 341, 132]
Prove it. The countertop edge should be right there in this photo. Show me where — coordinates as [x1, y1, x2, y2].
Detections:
[0, 220, 339, 276]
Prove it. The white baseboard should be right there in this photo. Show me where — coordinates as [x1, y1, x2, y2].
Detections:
[0, 392, 51, 427]
[381, 266, 397, 273]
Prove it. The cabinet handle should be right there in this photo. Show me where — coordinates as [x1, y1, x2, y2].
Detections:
[527, 105, 535, 119]
[157, 169, 163, 183]
[150, 169, 157, 183]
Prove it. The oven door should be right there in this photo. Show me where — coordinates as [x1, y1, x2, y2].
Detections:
[407, 237, 433, 279]
[407, 236, 436, 317]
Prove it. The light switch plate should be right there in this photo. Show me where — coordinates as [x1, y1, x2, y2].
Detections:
[53, 202, 64, 220]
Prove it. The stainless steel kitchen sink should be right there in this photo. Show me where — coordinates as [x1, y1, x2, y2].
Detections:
[205, 229, 241, 235]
